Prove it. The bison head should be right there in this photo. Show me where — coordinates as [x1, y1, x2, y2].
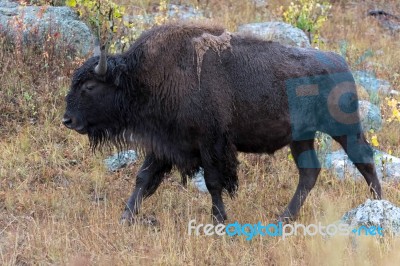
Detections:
[62, 48, 131, 150]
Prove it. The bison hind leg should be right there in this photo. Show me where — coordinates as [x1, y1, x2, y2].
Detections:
[332, 134, 382, 199]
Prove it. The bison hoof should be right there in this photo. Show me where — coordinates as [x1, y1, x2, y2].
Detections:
[120, 211, 159, 227]
[276, 214, 295, 224]
[212, 213, 227, 225]
[120, 210, 135, 225]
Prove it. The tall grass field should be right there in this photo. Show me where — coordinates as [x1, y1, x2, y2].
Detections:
[0, 0, 399, 265]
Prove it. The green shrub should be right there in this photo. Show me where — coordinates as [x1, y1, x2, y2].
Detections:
[66, 0, 136, 53]
[282, 0, 332, 44]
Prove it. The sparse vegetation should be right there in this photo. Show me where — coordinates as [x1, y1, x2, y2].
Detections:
[65, 0, 137, 52]
[1, 0, 400, 265]
[282, 0, 332, 44]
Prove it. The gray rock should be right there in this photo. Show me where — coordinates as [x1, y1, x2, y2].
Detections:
[341, 199, 400, 236]
[0, 0, 17, 9]
[192, 168, 208, 193]
[104, 150, 138, 172]
[325, 149, 400, 180]
[237, 22, 311, 48]
[358, 100, 382, 132]
[0, 0, 94, 55]
[353, 70, 393, 96]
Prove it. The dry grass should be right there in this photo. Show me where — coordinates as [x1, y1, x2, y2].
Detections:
[1, 0, 400, 265]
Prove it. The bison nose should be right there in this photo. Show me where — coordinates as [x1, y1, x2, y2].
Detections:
[62, 116, 73, 128]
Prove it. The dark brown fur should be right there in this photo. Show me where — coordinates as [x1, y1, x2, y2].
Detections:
[63, 22, 382, 224]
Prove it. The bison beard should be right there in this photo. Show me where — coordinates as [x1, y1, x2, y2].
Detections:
[63, 21, 382, 224]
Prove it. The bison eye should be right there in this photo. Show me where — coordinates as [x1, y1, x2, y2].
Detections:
[81, 86, 95, 95]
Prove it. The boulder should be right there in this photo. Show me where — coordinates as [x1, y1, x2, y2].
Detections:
[325, 149, 400, 180]
[358, 100, 382, 132]
[237, 21, 311, 48]
[0, 0, 94, 55]
[353, 70, 393, 96]
[104, 150, 138, 172]
[341, 199, 400, 236]
[192, 168, 208, 193]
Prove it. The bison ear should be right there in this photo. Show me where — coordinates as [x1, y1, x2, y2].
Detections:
[112, 62, 128, 87]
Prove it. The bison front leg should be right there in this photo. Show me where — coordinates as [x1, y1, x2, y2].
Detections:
[121, 154, 172, 224]
[279, 139, 321, 221]
[203, 167, 227, 224]
[201, 135, 238, 224]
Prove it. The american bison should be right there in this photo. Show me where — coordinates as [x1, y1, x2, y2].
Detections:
[63, 22, 381, 224]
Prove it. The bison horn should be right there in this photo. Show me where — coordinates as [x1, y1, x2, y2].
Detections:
[95, 45, 107, 76]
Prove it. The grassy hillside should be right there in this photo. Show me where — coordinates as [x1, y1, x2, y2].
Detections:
[0, 0, 399, 264]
